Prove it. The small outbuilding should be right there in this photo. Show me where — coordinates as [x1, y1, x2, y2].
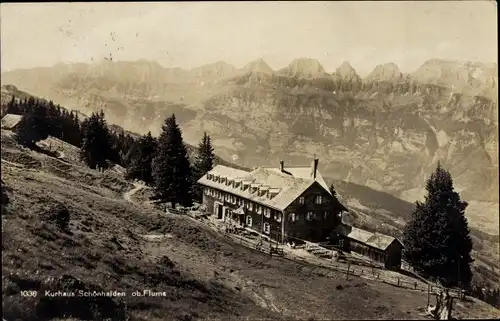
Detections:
[334, 224, 404, 270]
[1, 113, 23, 131]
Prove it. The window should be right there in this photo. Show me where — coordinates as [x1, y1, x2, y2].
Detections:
[246, 215, 252, 227]
[264, 208, 271, 218]
[251, 203, 254, 211]
[306, 212, 313, 221]
[289, 213, 296, 222]
[299, 196, 305, 204]
[315, 196, 323, 204]
[276, 212, 282, 222]
[263, 222, 270, 234]
[324, 211, 328, 220]
[204, 188, 209, 195]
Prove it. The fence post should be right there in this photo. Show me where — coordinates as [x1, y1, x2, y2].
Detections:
[397, 278, 400, 287]
[346, 262, 351, 281]
[427, 284, 431, 307]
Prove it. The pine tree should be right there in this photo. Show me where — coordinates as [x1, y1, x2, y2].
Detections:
[15, 102, 50, 147]
[329, 184, 337, 197]
[403, 162, 473, 288]
[192, 132, 215, 202]
[126, 132, 157, 185]
[80, 111, 112, 170]
[152, 114, 193, 208]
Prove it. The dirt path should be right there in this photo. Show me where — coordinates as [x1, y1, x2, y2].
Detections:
[124, 182, 146, 203]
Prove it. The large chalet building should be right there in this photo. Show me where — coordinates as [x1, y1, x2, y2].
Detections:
[197, 159, 348, 244]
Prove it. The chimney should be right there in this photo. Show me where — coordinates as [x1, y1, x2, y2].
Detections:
[311, 158, 319, 179]
[280, 160, 284, 172]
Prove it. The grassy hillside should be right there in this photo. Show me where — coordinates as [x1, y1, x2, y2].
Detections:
[3, 130, 500, 320]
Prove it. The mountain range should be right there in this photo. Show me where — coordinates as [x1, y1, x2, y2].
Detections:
[1, 57, 498, 207]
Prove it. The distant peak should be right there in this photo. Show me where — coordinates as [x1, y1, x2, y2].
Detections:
[336, 61, 358, 75]
[280, 58, 326, 78]
[365, 62, 403, 82]
[243, 58, 273, 73]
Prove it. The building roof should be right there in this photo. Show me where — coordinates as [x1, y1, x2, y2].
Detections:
[264, 166, 331, 195]
[198, 163, 332, 211]
[335, 225, 400, 251]
[1, 113, 23, 129]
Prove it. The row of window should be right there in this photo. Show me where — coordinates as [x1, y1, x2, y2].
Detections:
[205, 174, 278, 199]
[289, 211, 331, 222]
[245, 216, 271, 234]
[205, 187, 282, 221]
[298, 195, 324, 205]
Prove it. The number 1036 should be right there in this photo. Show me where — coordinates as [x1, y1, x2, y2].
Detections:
[20, 290, 38, 297]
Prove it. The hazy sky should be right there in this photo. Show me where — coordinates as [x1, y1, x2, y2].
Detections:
[1, 1, 497, 76]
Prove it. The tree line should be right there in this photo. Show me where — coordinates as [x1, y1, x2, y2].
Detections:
[5, 96, 135, 168]
[124, 114, 214, 208]
[5, 96, 214, 207]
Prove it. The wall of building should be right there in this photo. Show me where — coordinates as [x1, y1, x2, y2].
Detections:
[283, 182, 342, 243]
[201, 186, 284, 241]
[384, 240, 403, 270]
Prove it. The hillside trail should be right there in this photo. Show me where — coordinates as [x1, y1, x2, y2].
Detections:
[123, 182, 146, 203]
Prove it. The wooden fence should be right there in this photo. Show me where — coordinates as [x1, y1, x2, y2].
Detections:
[174, 210, 462, 298]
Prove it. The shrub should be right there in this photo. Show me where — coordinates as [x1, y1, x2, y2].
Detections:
[41, 204, 70, 231]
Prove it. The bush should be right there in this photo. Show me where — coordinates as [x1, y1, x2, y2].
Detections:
[41, 204, 70, 231]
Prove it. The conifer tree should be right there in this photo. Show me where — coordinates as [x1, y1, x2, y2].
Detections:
[126, 131, 157, 185]
[403, 162, 473, 288]
[152, 114, 193, 208]
[329, 184, 337, 197]
[15, 102, 50, 147]
[192, 132, 215, 202]
[80, 110, 112, 170]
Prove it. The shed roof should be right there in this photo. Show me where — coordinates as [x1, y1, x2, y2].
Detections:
[198, 164, 333, 211]
[1, 113, 23, 129]
[336, 225, 400, 251]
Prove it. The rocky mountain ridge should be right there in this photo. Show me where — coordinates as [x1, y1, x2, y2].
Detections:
[1, 58, 498, 204]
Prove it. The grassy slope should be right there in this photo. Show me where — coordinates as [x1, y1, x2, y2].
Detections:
[2, 131, 500, 320]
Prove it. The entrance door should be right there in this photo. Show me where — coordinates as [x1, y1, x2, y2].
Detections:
[217, 204, 223, 219]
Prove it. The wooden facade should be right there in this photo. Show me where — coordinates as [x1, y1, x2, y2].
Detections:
[283, 183, 343, 242]
[198, 161, 348, 244]
[337, 231, 404, 270]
